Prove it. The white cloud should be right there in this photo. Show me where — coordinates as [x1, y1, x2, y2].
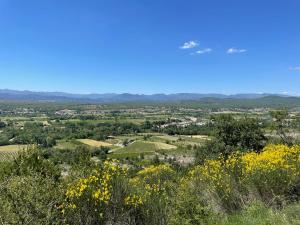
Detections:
[227, 47, 247, 54]
[289, 66, 300, 72]
[281, 91, 289, 95]
[195, 48, 212, 54]
[180, 41, 198, 49]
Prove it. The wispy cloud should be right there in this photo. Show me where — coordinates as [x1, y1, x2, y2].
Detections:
[227, 47, 247, 54]
[195, 48, 212, 54]
[289, 66, 300, 72]
[180, 41, 198, 49]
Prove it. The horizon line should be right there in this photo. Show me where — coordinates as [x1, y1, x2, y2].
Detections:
[0, 88, 299, 97]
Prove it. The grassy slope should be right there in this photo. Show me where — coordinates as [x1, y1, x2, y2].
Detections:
[113, 141, 156, 154]
[215, 202, 300, 225]
[54, 140, 81, 150]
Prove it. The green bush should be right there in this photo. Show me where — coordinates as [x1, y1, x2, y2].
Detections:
[0, 175, 64, 224]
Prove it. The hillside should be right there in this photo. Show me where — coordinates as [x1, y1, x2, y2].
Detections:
[0, 89, 295, 103]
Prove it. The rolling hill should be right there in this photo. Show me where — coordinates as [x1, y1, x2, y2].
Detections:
[0, 89, 295, 103]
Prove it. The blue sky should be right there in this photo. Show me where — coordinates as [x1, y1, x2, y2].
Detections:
[0, 0, 299, 94]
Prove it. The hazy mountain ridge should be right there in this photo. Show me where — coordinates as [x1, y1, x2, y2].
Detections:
[0, 89, 295, 103]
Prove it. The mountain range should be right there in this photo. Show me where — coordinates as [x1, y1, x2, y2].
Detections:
[0, 89, 296, 103]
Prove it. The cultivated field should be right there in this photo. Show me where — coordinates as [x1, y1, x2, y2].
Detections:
[78, 139, 113, 147]
[0, 144, 27, 161]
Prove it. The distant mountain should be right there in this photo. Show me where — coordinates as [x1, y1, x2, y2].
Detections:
[181, 95, 300, 109]
[0, 89, 296, 103]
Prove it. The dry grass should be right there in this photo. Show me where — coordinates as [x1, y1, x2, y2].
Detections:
[0, 145, 27, 161]
[146, 141, 177, 150]
[190, 135, 211, 140]
[77, 139, 113, 147]
[155, 135, 179, 141]
[0, 144, 28, 152]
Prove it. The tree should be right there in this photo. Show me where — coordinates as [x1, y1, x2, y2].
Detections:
[212, 114, 266, 152]
[238, 117, 267, 151]
[122, 139, 130, 147]
[270, 110, 293, 145]
[196, 114, 266, 162]
[0, 120, 6, 129]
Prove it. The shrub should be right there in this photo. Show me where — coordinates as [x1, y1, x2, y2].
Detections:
[0, 175, 64, 224]
[63, 160, 133, 225]
[239, 144, 300, 202]
[184, 144, 300, 213]
[129, 164, 177, 225]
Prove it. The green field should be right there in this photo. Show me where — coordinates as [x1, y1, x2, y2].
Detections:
[111, 139, 178, 158]
[113, 141, 156, 155]
[54, 140, 81, 150]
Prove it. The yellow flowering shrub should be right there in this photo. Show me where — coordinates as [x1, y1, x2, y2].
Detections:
[170, 158, 234, 224]
[242, 144, 299, 175]
[63, 160, 128, 223]
[124, 194, 143, 208]
[188, 158, 237, 206]
[60, 145, 300, 224]
[128, 164, 177, 224]
[65, 160, 125, 204]
[183, 144, 300, 210]
[240, 144, 300, 196]
[130, 164, 176, 195]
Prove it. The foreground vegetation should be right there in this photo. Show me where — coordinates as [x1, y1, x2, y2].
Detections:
[0, 143, 299, 224]
[0, 102, 300, 224]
